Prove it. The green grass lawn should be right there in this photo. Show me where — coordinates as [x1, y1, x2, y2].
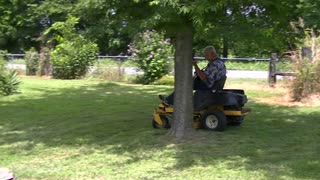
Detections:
[1, 78, 319, 180]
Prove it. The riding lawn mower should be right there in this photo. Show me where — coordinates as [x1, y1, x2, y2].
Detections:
[152, 76, 250, 131]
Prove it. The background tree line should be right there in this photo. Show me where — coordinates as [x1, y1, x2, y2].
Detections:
[1, 0, 318, 57]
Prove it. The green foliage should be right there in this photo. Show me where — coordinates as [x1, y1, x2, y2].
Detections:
[38, 47, 51, 76]
[291, 59, 320, 101]
[291, 32, 320, 101]
[86, 66, 125, 82]
[24, 47, 39, 76]
[46, 15, 98, 79]
[0, 0, 313, 58]
[0, 0, 44, 52]
[0, 71, 21, 96]
[74, 0, 134, 55]
[129, 30, 173, 84]
[297, 0, 320, 28]
[0, 59, 4, 71]
[0, 50, 6, 70]
[50, 41, 98, 79]
[1, 50, 21, 95]
[152, 75, 174, 85]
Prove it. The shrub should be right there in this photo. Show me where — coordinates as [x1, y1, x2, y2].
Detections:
[0, 71, 21, 96]
[0, 56, 5, 71]
[0, 59, 4, 70]
[0, 50, 21, 96]
[38, 47, 51, 76]
[152, 75, 174, 86]
[291, 56, 320, 101]
[45, 15, 98, 79]
[128, 30, 173, 84]
[24, 47, 39, 76]
[0, 50, 8, 70]
[290, 31, 320, 101]
[87, 66, 125, 81]
[50, 40, 98, 79]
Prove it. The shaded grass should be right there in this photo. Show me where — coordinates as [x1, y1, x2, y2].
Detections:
[0, 78, 319, 179]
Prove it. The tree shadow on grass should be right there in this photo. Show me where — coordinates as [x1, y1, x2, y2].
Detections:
[0, 82, 170, 147]
[1, 80, 320, 179]
[169, 102, 320, 179]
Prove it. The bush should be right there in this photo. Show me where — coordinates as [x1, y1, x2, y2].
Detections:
[290, 31, 320, 101]
[0, 71, 21, 96]
[128, 30, 173, 84]
[87, 66, 125, 81]
[24, 47, 39, 76]
[45, 15, 98, 79]
[291, 57, 320, 101]
[0, 56, 5, 71]
[50, 40, 98, 79]
[152, 75, 174, 86]
[0, 50, 8, 70]
[0, 59, 4, 70]
[38, 47, 51, 76]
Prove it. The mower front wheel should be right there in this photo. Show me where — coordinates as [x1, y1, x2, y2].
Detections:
[200, 110, 227, 131]
[152, 115, 171, 129]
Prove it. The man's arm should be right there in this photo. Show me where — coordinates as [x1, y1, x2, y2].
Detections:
[193, 61, 206, 80]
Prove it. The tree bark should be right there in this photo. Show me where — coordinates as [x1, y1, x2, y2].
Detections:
[222, 36, 229, 58]
[167, 22, 194, 140]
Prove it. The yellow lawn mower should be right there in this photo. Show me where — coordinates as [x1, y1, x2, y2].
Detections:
[152, 76, 250, 131]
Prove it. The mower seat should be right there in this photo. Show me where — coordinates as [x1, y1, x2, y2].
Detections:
[211, 75, 227, 91]
[194, 75, 227, 111]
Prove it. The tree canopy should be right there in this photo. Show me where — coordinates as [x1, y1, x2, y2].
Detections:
[1, 0, 319, 56]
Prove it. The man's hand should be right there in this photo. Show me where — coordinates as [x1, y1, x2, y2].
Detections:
[193, 60, 206, 80]
[192, 60, 198, 66]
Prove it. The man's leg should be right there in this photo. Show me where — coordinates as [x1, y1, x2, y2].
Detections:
[193, 78, 211, 91]
[159, 91, 174, 105]
[165, 92, 174, 104]
[193, 79, 212, 110]
[159, 79, 209, 106]
[159, 92, 174, 106]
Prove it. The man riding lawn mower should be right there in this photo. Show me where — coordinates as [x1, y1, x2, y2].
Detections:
[152, 46, 250, 131]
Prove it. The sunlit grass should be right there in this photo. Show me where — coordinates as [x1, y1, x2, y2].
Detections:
[0, 77, 319, 179]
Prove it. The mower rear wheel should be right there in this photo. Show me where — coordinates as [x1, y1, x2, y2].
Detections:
[152, 115, 171, 129]
[200, 110, 227, 131]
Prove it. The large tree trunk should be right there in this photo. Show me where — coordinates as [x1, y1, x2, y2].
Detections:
[222, 36, 229, 58]
[167, 23, 194, 140]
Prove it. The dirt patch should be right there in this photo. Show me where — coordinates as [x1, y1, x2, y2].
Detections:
[16, 76, 320, 107]
[18, 75, 52, 79]
[226, 83, 320, 107]
[257, 94, 320, 107]
[225, 83, 288, 93]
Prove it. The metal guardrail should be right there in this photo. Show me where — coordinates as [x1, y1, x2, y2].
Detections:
[0, 54, 26, 61]
[0, 54, 25, 57]
[2, 53, 274, 79]
[97, 55, 270, 61]
[222, 57, 270, 61]
[2, 54, 270, 62]
[268, 53, 295, 87]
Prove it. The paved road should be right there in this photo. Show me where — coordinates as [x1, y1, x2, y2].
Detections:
[226, 70, 268, 79]
[6, 64, 269, 79]
[122, 68, 268, 78]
